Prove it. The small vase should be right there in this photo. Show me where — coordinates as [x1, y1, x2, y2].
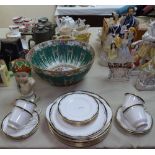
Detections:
[135, 70, 155, 91]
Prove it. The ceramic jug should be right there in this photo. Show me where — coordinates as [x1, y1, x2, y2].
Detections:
[28, 25, 52, 49]
[0, 38, 24, 69]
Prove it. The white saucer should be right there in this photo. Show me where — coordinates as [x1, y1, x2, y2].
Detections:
[46, 91, 112, 139]
[1, 111, 39, 139]
[116, 107, 153, 134]
[58, 93, 99, 125]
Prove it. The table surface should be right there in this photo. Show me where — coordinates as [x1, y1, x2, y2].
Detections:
[0, 28, 155, 148]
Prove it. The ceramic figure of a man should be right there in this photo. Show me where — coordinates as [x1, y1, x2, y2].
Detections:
[120, 6, 139, 29]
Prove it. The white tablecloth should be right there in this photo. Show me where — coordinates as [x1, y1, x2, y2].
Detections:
[55, 5, 124, 16]
[0, 28, 155, 148]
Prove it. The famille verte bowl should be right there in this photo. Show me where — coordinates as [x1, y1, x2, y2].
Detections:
[26, 40, 95, 86]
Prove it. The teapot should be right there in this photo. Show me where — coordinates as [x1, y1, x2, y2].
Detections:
[28, 17, 56, 49]
[56, 17, 74, 36]
[38, 17, 53, 29]
[28, 24, 52, 49]
[56, 16, 75, 29]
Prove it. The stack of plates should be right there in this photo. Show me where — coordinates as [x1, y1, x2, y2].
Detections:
[46, 91, 112, 148]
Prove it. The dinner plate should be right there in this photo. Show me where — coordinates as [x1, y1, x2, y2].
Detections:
[46, 91, 112, 140]
[1, 111, 39, 139]
[116, 106, 153, 134]
[50, 98, 106, 137]
[58, 93, 99, 125]
[48, 121, 111, 148]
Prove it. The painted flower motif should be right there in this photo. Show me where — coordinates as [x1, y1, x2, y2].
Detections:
[12, 58, 31, 74]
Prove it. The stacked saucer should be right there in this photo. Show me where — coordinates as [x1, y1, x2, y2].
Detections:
[46, 91, 112, 147]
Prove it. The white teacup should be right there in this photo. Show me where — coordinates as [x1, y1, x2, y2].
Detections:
[12, 16, 22, 22]
[122, 93, 145, 111]
[123, 105, 148, 130]
[23, 19, 33, 31]
[15, 99, 37, 114]
[9, 25, 19, 35]
[8, 106, 33, 130]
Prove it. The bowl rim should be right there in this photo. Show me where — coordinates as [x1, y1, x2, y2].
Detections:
[26, 40, 95, 75]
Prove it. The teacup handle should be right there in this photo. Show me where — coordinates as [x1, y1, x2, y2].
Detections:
[22, 106, 42, 129]
[28, 38, 35, 49]
[22, 108, 42, 129]
[22, 108, 41, 129]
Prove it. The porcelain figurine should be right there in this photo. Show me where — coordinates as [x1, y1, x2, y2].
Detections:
[12, 58, 37, 102]
[143, 20, 155, 42]
[135, 56, 155, 91]
[101, 18, 110, 44]
[132, 20, 155, 68]
[131, 20, 155, 90]
[99, 12, 138, 80]
[109, 12, 121, 37]
[101, 12, 137, 52]
[104, 27, 136, 80]
[107, 35, 132, 79]
[120, 6, 139, 29]
[0, 60, 10, 87]
[117, 28, 136, 63]
[107, 42, 118, 61]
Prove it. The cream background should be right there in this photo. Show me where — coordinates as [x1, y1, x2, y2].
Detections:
[0, 5, 56, 28]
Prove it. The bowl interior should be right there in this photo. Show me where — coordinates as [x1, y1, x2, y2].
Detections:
[31, 41, 94, 72]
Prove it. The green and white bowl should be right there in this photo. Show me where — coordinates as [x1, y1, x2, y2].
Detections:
[26, 40, 95, 86]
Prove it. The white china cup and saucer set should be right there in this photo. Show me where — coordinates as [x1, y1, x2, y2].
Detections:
[1, 89, 153, 144]
[116, 93, 153, 134]
[45, 91, 153, 147]
[1, 99, 40, 139]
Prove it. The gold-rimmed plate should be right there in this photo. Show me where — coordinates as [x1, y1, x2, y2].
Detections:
[46, 90, 112, 141]
[47, 121, 111, 148]
[1, 111, 40, 140]
[58, 93, 99, 126]
[49, 98, 107, 138]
